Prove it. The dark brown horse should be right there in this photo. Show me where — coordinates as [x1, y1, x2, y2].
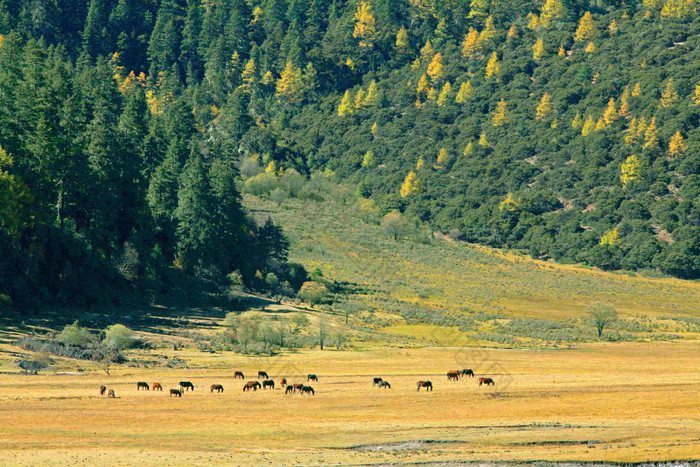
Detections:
[285, 385, 294, 394]
[257, 371, 268, 379]
[372, 377, 383, 386]
[99, 385, 106, 395]
[292, 383, 304, 392]
[461, 369, 475, 378]
[137, 382, 149, 391]
[234, 371, 244, 379]
[378, 381, 391, 389]
[280, 378, 287, 386]
[210, 384, 224, 393]
[243, 381, 261, 392]
[447, 370, 460, 381]
[107, 389, 116, 398]
[300, 385, 315, 395]
[417, 381, 433, 391]
[479, 377, 495, 386]
[307, 374, 318, 382]
[152, 382, 163, 391]
[170, 389, 182, 397]
[262, 380, 275, 390]
[179, 381, 195, 391]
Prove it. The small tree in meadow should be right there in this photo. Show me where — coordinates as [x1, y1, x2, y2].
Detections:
[57, 321, 95, 347]
[102, 324, 137, 350]
[299, 281, 329, 307]
[587, 302, 618, 339]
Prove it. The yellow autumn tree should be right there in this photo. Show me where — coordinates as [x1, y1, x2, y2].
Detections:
[276, 61, 303, 103]
[608, 20, 618, 35]
[620, 155, 641, 187]
[468, 0, 489, 18]
[574, 12, 597, 41]
[507, 24, 517, 39]
[536, 93, 552, 119]
[416, 74, 429, 96]
[437, 82, 451, 106]
[600, 228, 620, 245]
[527, 13, 540, 30]
[479, 15, 496, 45]
[668, 131, 686, 156]
[478, 132, 489, 147]
[492, 100, 507, 126]
[643, 117, 659, 149]
[558, 44, 566, 56]
[571, 111, 583, 128]
[631, 82, 641, 96]
[464, 141, 475, 156]
[400, 171, 421, 197]
[499, 193, 521, 211]
[436, 148, 450, 167]
[456, 81, 473, 103]
[585, 41, 595, 53]
[602, 98, 616, 125]
[540, 0, 565, 28]
[485, 52, 500, 80]
[361, 150, 376, 167]
[338, 90, 354, 116]
[619, 87, 631, 117]
[462, 28, 480, 58]
[396, 27, 410, 50]
[240, 58, 256, 92]
[581, 115, 595, 135]
[416, 157, 424, 170]
[354, 88, 366, 109]
[353, 1, 377, 48]
[659, 78, 679, 108]
[532, 38, 545, 60]
[426, 53, 445, 82]
[693, 81, 700, 105]
[364, 80, 378, 106]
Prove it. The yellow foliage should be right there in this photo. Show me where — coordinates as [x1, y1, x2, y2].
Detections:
[276, 61, 303, 102]
[536, 93, 552, 119]
[492, 100, 507, 127]
[463, 141, 475, 156]
[602, 98, 616, 125]
[416, 158, 425, 170]
[251, 6, 263, 24]
[420, 40, 434, 58]
[478, 132, 489, 147]
[600, 227, 620, 245]
[479, 16, 496, 44]
[436, 148, 450, 167]
[396, 27, 410, 49]
[426, 53, 445, 82]
[364, 80, 378, 106]
[400, 171, 421, 197]
[668, 131, 686, 156]
[338, 90, 354, 116]
[608, 20, 618, 34]
[462, 28, 480, 58]
[624, 118, 638, 145]
[620, 155, 641, 187]
[532, 38, 545, 60]
[595, 117, 606, 131]
[411, 58, 421, 70]
[240, 58, 256, 92]
[631, 82, 641, 97]
[0, 34, 3, 49]
[540, 0, 565, 27]
[485, 52, 500, 80]
[585, 41, 595, 53]
[437, 82, 451, 107]
[468, 0, 489, 18]
[527, 12, 540, 30]
[261, 71, 274, 85]
[354, 88, 366, 109]
[575, 12, 597, 42]
[265, 161, 277, 174]
[353, 1, 377, 48]
[507, 24, 518, 39]
[581, 115, 595, 135]
[636, 117, 647, 137]
[499, 192, 521, 212]
[417, 74, 429, 95]
[558, 44, 566, 56]
[361, 150, 376, 168]
[456, 81, 473, 103]
[659, 78, 679, 108]
[371, 122, 378, 137]
[619, 87, 631, 117]
[427, 87, 437, 101]
[571, 112, 583, 129]
[643, 117, 659, 149]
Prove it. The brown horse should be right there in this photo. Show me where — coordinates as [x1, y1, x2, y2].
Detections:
[447, 370, 461, 381]
[137, 382, 149, 391]
[179, 381, 195, 391]
[262, 380, 275, 390]
[170, 389, 182, 397]
[234, 371, 244, 379]
[257, 371, 268, 379]
[417, 381, 433, 391]
[99, 385, 106, 395]
[280, 378, 287, 386]
[372, 377, 383, 386]
[285, 385, 294, 394]
[300, 385, 315, 395]
[461, 369, 475, 378]
[479, 377, 495, 386]
[378, 381, 391, 389]
[152, 382, 163, 391]
[210, 384, 224, 393]
[307, 374, 318, 382]
[107, 389, 116, 398]
[243, 381, 261, 392]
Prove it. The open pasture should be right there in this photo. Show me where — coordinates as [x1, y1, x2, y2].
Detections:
[0, 342, 698, 465]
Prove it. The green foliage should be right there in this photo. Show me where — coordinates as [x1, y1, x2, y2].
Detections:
[102, 324, 138, 350]
[57, 321, 95, 348]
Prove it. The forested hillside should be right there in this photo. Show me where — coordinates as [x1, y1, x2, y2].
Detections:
[0, 0, 698, 309]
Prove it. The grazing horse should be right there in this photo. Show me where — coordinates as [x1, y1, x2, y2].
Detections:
[170, 389, 182, 397]
[285, 385, 294, 394]
[300, 385, 315, 395]
[461, 369, 475, 378]
[234, 371, 244, 379]
[210, 384, 224, 393]
[378, 381, 391, 389]
[262, 380, 275, 390]
[152, 382, 163, 391]
[307, 374, 318, 382]
[107, 389, 116, 398]
[479, 377, 495, 386]
[372, 377, 383, 386]
[447, 370, 461, 381]
[99, 385, 106, 395]
[137, 382, 150, 391]
[257, 371, 269, 379]
[179, 381, 195, 391]
[243, 381, 261, 392]
[292, 383, 304, 393]
[280, 378, 287, 386]
[417, 381, 433, 391]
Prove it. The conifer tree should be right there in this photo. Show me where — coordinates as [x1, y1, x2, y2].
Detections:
[631, 82, 641, 96]
[619, 88, 631, 117]
[527, 13, 540, 30]
[536, 93, 552, 119]
[478, 16, 496, 45]
[354, 88, 366, 109]
[485, 52, 500, 80]
[620, 155, 641, 187]
[558, 44, 566, 56]
[361, 150, 375, 167]
[478, 132, 489, 147]
[540, 0, 565, 28]
[456, 81, 473, 103]
[659, 78, 679, 107]
[464, 141, 474, 156]
[581, 115, 595, 135]
[585, 42, 595, 53]
[427, 53, 444, 82]
[668, 131, 686, 156]
[364, 80, 378, 106]
[396, 27, 410, 50]
[353, 1, 377, 48]
[507, 25, 517, 39]
[572, 112, 583, 128]
[436, 148, 450, 167]
[492, 100, 507, 126]
[276, 61, 303, 103]
[602, 98, 616, 125]
[693, 82, 700, 105]
[532, 38, 545, 60]
[437, 82, 451, 106]
[468, 0, 488, 19]
[462, 28, 480, 58]
[338, 90, 353, 116]
[643, 117, 659, 149]
[574, 12, 597, 42]
[400, 171, 420, 197]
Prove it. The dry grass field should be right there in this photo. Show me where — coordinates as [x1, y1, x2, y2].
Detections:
[0, 341, 698, 465]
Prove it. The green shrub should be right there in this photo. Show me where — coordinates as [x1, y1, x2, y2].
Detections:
[102, 324, 138, 350]
[57, 321, 95, 348]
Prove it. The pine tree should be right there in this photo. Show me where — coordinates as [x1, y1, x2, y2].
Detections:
[462, 28, 480, 58]
[240, 58, 256, 93]
[668, 131, 686, 156]
[532, 38, 545, 60]
[464, 141, 475, 156]
[536, 93, 552, 119]
[364, 80, 378, 106]
[558, 44, 566, 56]
[276, 61, 303, 103]
[659, 78, 679, 108]
[417, 74, 429, 96]
[361, 150, 375, 167]
[602, 98, 616, 125]
[437, 82, 451, 106]
[468, 0, 488, 19]
[575, 12, 597, 42]
[619, 87, 631, 117]
[485, 52, 500, 80]
[478, 16, 496, 45]
[527, 13, 540, 30]
[354, 88, 366, 109]
[585, 42, 595, 53]
[456, 81, 473, 103]
[353, 1, 377, 48]
[492, 100, 507, 126]
[620, 155, 641, 187]
[631, 82, 641, 96]
[427, 53, 444, 82]
[338, 90, 353, 116]
[400, 171, 420, 197]
[643, 117, 659, 149]
[540, 0, 565, 28]
[581, 115, 595, 135]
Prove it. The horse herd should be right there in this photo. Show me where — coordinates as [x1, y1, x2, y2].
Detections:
[98, 369, 495, 398]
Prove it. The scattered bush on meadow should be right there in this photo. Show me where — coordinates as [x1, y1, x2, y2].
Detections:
[102, 324, 139, 350]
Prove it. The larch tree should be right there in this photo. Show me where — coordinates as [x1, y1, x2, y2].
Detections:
[456, 81, 473, 103]
[462, 27, 480, 58]
[395, 27, 410, 50]
[643, 117, 659, 149]
[436, 148, 450, 167]
[532, 37, 545, 60]
[668, 131, 686, 156]
[620, 155, 641, 187]
[400, 171, 420, 197]
[602, 98, 616, 125]
[619, 87, 631, 117]
[539, 0, 565, 28]
[581, 115, 595, 135]
[571, 112, 583, 128]
[574, 12, 597, 42]
[338, 90, 353, 116]
[659, 78, 679, 107]
[536, 93, 552, 119]
[364, 80, 379, 106]
[353, 1, 377, 48]
[507, 24, 517, 39]
[478, 16, 496, 45]
[437, 82, 451, 106]
[426, 53, 445, 82]
[485, 52, 500, 80]
[361, 150, 376, 167]
[276, 61, 303, 103]
[468, 0, 488, 19]
[492, 100, 507, 126]
[693, 82, 700, 105]
[527, 12, 540, 30]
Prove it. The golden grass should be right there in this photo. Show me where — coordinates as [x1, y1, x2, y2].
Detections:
[0, 342, 698, 465]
